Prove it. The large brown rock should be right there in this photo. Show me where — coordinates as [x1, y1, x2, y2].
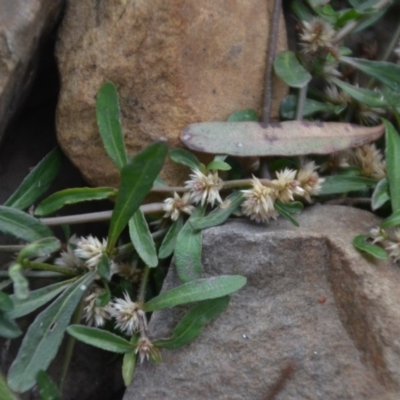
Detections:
[124, 205, 400, 399]
[56, 0, 288, 187]
[0, 0, 64, 144]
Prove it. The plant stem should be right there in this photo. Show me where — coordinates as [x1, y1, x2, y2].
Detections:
[22, 260, 77, 276]
[0, 271, 70, 278]
[295, 85, 308, 121]
[263, 0, 282, 122]
[138, 265, 150, 303]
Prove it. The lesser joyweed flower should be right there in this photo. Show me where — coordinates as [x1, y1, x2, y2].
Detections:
[385, 230, 400, 263]
[185, 168, 223, 206]
[82, 286, 111, 327]
[300, 17, 336, 54]
[163, 192, 195, 221]
[296, 161, 324, 202]
[74, 235, 107, 270]
[271, 168, 304, 203]
[135, 337, 161, 364]
[55, 235, 85, 270]
[110, 292, 147, 335]
[351, 144, 386, 179]
[241, 176, 278, 223]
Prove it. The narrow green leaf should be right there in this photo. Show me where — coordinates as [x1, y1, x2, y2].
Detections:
[381, 209, 400, 229]
[122, 351, 137, 386]
[174, 207, 205, 283]
[158, 217, 184, 259]
[129, 210, 158, 268]
[0, 314, 22, 339]
[67, 325, 135, 353]
[206, 160, 231, 171]
[371, 178, 390, 211]
[227, 109, 258, 122]
[96, 82, 127, 170]
[319, 175, 377, 195]
[274, 51, 312, 88]
[8, 264, 29, 300]
[34, 187, 116, 217]
[18, 237, 60, 262]
[97, 254, 111, 280]
[384, 119, 400, 211]
[36, 371, 61, 400]
[291, 0, 314, 22]
[0, 372, 18, 400]
[4, 148, 62, 211]
[0, 292, 13, 312]
[341, 57, 400, 90]
[155, 296, 230, 349]
[6, 279, 75, 319]
[7, 272, 96, 393]
[107, 142, 168, 251]
[168, 148, 200, 170]
[353, 234, 388, 259]
[144, 275, 247, 312]
[274, 200, 301, 227]
[0, 206, 53, 242]
[190, 192, 244, 230]
[330, 77, 386, 108]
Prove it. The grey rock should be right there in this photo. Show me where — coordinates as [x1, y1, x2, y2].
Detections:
[0, 0, 64, 143]
[124, 205, 400, 400]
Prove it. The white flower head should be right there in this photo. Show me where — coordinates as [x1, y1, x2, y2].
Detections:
[74, 235, 107, 270]
[385, 229, 400, 263]
[163, 192, 195, 221]
[296, 161, 325, 202]
[351, 143, 386, 179]
[300, 17, 336, 54]
[54, 235, 85, 270]
[185, 169, 223, 207]
[82, 286, 111, 327]
[110, 292, 147, 335]
[241, 176, 278, 223]
[135, 337, 161, 364]
[369, 227, 387, 245]
[271, 168, 305, 203]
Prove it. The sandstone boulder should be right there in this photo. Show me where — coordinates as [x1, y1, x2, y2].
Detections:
[56, 0, 288, 187]
[124, 205, 400, 399]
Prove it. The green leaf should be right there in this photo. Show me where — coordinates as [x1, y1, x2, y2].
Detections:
[319, 175, 377, 195]
[206, 160, 231, 171]
[96, 81, 127, 170]
[7, 272, 96, 393]
[383, 119, 400, 211]
[0, 371, 18, 400]
[341, 57, 400, 90]
[18, 237, 60, 262]
[144, 275, 246, 312]
[353, 234, 388, 259]
[6, 279, 75, 319]
[311, 4, 339, 24]
[122, 351, 137, 386]
[36, 371, 61, 400]
[158, 217, 184, 259]
[0, 206, 54, 242]
[8, 264, 29, 300]
[97, 254, 111, 280]
[330, 77, 386, 108]
[190, 192, 244, 230]
[95, 285, 111, 308]
[280, 94, 344, 119]
[291, 1, 314, 22]
[107, 141, 168, 251]
[0, 292, 13, 312]
[67, 325, 135, 353]
[348, 0, 382, 12]
[274, 200, 301, 227]
[129, 210, 158, 268]
[371, 178, 390, 211]
[168, 148, 200, 170]
[34, 187, 116, 217]
[0, 314, 22, 339]
[4, 148, 62, 211]
[174, 207, 205, 283]
[227, 109, 258, 122]
[381, 209, 400, 229]
[274, 51, 312, 88]
[155, 296, 230, 349]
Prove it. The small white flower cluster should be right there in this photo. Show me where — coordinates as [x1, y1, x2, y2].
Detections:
[368, 227, 400, 263]
[300, 17, 336, 54]
[241, 163, 324, 224]
[162, 168, 224, 221]
[325, 144, 386, 180]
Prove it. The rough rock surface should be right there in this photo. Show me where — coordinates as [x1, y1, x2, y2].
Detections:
[124, 205, 400, 400]
[56, 0, 288, 187]
[0, 0, 64, 143]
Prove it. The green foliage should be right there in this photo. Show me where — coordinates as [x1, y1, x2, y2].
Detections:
[371, 178, 390, 211]
[319, 176, 377, 195]
[274, 51, 312, 88]
[274, 201, 303, 227]
[353, 235, 388, 259]
[227, 109, 258, 122]
[158, 217, 184, 259]
[0, 372, 18, 400]
[17, 237, 60, 263]
[169, 148, 200, 170]
[36, 371, 61, 400]
[384, 119, 400, 211]
[8, 264, 29, 300]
